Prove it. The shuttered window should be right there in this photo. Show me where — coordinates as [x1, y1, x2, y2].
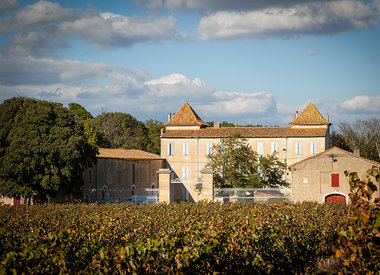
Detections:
[331, 173, 339, 187]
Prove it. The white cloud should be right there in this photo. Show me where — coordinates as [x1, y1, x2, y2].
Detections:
[0, 0, 19, 15]
[59, 12, 177, 48]
[142, 0, 338, 12]
[333, 95, 380, 113]
[0, 1, 179, 55]
[307, 50, 320, 56]
[198, 91, 277, 116]
[197, 1, 379, 40]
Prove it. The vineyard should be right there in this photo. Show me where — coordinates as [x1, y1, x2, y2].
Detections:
[0, 202, 348, 274]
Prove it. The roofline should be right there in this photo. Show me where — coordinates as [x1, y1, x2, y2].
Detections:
[288, 146, 380, 168]
[97, 156, 164, 160]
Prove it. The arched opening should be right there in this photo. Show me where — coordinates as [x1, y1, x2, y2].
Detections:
[101, 186, 109, 201]
[325, 194, 346, 203]
[151, 183, 156, 195]
[131, 185, 136, 196]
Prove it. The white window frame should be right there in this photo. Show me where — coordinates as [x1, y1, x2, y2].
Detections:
[295, 142, 302, 155]
[257, 142, 264, 155]
[183, 142, 189, 156]
[310, 142, 317, 154]
[167, 142, 174, 156]
[182, 187, 190, 200]
[271, 141, 278, 154]
[182, 166, 189, 179]
[207, 142, 213, 155]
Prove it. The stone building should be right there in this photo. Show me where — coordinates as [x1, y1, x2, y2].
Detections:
[160, 102, 331, 202]
[290, 147, 380, 203]
[82, 148, 164, 202]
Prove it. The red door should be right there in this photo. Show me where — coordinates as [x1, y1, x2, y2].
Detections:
[13, 198, 21, 205]
[325, 194, 346, 203]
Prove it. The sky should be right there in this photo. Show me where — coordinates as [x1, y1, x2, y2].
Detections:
[0, 0, 379, 129]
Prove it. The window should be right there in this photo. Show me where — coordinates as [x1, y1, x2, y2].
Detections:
[167, 142, 174, 156]
[207, 142, 213, 155]
[257, 142, 264, 155]
[182, 187, 190, 200]
[295, 142, 302, 155]
[310, 142, 317, 154]
[183, 142, 189, 156]
[303, 177, 309, 184]
[132, 163, 135, 184]
[131, 185, 136, 196]
[331, 173, 339, 187]
[182, 166, 189, 179]
[257, 167, 263, 177]
[101, 186, 109, 201]
[271, 141, 278, 154]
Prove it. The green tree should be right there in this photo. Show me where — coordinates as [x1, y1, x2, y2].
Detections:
[145, 119, 163, 155]
[330, 130, 351, 151]
[93, 112, 149, 150]
[207, 133, 287, 188]
[68, 103, 93, 120]
[0, 97, 97, 200]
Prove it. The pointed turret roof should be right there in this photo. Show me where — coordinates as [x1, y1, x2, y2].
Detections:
[165, 103, 209, 127]
[290, 103, 331, 126]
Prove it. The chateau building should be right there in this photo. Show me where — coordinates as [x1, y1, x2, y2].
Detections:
[161, 103, 331, 186]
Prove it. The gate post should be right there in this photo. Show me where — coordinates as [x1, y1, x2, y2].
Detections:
[200, 168, 214, 201]
[158, 168, 171, 203]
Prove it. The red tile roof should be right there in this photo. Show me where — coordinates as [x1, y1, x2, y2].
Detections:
[97, 148, 163, 160]
[161, 126, 327, 138]
[165, 103, 210, 127]
[290, 103, 331, 125]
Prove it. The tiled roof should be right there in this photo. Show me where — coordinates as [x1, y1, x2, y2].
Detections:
[290, 103, 331, 125]
[289, 147, 380, 167]
[165, 103, 210, 127]
[161, 126, 327, 138]
[97, 148, 163, 160]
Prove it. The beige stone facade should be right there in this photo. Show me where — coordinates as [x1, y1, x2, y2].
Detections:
[82, 148, 164, 202]
[290, 147, 380, 203]
[161, 103, 331, 190]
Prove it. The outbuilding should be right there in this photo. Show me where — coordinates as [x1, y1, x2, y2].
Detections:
[289, 147, 379, 203]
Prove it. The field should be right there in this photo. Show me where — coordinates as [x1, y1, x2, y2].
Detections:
[0, 201, 350, 274]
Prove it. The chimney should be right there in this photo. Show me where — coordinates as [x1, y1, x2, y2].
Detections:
[168, 113, 171, 122]
[326, 113, 329, 122]
[214, 122, 220, 128]
[295, 111, 298, 118]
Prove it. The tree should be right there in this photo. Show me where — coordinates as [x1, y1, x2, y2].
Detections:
[330, 130, 351, 151]
[69, 103, 93, 120]
[338, 118, 380, 162]
[93, 112, 149, 150]
[0, 97, 97, 200]
[207, 133, 287, 188]
[145, 119, 163, 155]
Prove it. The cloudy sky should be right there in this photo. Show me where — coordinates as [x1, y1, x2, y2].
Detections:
[0, 0, 379, 127]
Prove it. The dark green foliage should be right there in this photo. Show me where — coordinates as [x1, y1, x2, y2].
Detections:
[145, 119, 164, 155]
[0, 97, 97, 199]
[335, 167, 380, 273]
[330, 130, 351, 151]
[68, 103, 93, 120]
[208, 133, 287, 188]
[0, 202, 346, 274]
[93, 112, 149, 150]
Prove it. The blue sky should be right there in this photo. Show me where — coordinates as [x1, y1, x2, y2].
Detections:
[0, 0, 379, 128]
